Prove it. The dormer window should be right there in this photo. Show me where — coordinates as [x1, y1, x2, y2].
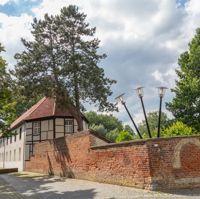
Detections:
[33, 121, 40, 135]
[65, 119, 74, 134]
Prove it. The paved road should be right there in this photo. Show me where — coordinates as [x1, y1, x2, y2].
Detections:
[0, 175, 25, 199]
[1, 172, 200, 199]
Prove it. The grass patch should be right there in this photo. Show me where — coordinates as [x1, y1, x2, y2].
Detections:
[9, 171, 48, 179]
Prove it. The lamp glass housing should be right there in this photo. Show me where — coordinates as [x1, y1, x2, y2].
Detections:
[115, 93, 125, 104]
[136, 87, 144, 97]
[157, 87, 168, 97]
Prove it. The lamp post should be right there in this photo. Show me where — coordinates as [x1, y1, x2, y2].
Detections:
[157, 87, 168, 138]
[136, 87, 152, 138]
[115, 93, 143, 139]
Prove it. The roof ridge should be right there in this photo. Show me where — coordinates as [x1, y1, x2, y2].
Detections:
[10, 97, 47, 129]
[27, 97, 47, 118]
[10, 97, 88, 130]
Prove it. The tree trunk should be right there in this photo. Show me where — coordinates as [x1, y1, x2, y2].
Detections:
[71, 35, 83, 131]
[74, 73, 83, 131]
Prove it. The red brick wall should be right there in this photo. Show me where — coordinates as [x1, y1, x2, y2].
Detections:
[146, 136, 200, 189]
[25, 131, 200, 190]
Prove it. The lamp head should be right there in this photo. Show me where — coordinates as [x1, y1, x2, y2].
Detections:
[136, 87, 144, 97]
[157, 86, 168, 98]
[115, 93, 125, 104]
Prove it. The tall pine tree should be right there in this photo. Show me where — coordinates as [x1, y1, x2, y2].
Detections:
[14, 5, 116, 130]
[0, 44, 16, 135]
[167, 28, 200, 132]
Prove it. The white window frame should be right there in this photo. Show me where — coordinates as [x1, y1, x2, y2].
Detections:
[64, 119, 74, 134]
[14, 149, 16, 161]
[9, 150, 11, 161]
[33, 121, 40, 135]
[19, 148, 21, 161]
[6, 152, 8, 161]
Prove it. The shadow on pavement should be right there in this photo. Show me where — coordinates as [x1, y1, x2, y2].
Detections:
[159, 188, 200, 197]
[0, 174, 97, 199]
[2, 173, 200, 199]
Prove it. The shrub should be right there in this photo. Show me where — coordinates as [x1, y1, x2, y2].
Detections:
[116, 131, 133, 143]
[162, 121, 196, 137]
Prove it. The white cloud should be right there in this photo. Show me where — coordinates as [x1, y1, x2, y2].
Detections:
[152, 66, 177, 88]
[0, 0, 18, 5]
[1, 0, 200, 126]
[0, 13, 33, 66]
[0, 0, 9, 5]
[186, 0, 200, 15]
[32, 0, 92, 19]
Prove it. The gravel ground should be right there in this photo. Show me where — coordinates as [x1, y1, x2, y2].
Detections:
[1, 172, 200, 199]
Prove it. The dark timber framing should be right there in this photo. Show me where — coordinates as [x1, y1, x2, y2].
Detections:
[40, 121, 41, 142]
[14, 115, 87, 161]
[31, 121, 33, 157]
[53, 118, 55, 139]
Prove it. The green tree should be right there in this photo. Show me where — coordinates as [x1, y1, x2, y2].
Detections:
[14, 5, 116, 131]
[162, 121, 197, 137]
[105, 129, 119, 142]
[123, 124, 134, 135]
[138, 111, 170, 138]
[167, 28, 200, 132]
[0, 44, 16, 136]
[14, 95, 41, 118]
[85, 111, 123, 132]
[85, 111, 134, 142]
[89, 124, 107, 137]
[116, 131, 133, 143]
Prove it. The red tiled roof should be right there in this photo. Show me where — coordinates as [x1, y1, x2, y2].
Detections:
[10, 97, 87, 129]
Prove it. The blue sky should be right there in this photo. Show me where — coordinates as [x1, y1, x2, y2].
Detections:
[177, 0, 188, 6]
[0, 0, 41, 16]
[0, 0, 189, 16]
[0, 0, 200, 126]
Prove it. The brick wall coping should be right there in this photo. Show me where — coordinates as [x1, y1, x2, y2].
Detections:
[35, 130, 200, 150]
[53, 129, 112, 143]
[36, 130, 111, 147]
[90, 134, 200, 150]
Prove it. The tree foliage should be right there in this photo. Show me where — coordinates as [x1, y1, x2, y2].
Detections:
[124, 124, 134, 134]
[105, 129, 120, 142]
[85, 111, 123, 132]
[138, 111, 170, 138]
[85, 111, 134, 142]
[167, 28, 200, 132]
[162, 121, 197, 137]
[116, 131, 133, 143]
[89, 124, 107, 136]
[0, 44, 16, 136]
[13, 5, 116, 130]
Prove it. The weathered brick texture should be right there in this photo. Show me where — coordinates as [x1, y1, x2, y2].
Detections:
[25, 131, 200, 190]
[147, 137, 200, 190]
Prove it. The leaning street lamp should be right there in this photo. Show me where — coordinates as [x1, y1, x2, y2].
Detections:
[136, 87, 152, 138]
[115, 93, 143, 139]
[157, 86, 168, 138]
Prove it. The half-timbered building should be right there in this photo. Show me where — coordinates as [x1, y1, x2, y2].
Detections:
[0, 97, 88, 171]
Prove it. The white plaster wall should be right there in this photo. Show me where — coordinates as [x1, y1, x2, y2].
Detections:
[0, 117, 88, 170]
[83, 120, 88, 130]
[73, 119, 88, 132]
[55, 118, 64, 125]
[0, 124, 25, 171]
